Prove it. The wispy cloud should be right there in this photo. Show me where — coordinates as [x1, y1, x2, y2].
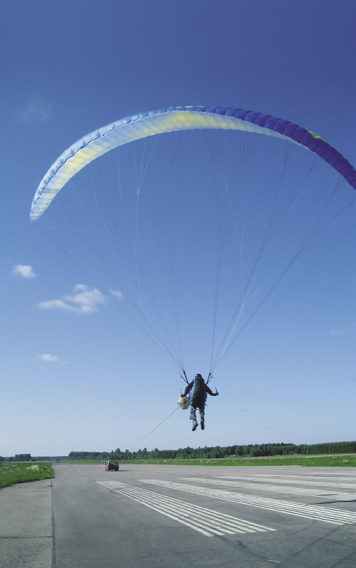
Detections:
[12, 264, 36, 279]
[110, 289, 123, 300]
[37, 354, 59, 362]
[81, 383, 94, 389]
[330, 328, 347, 336]
[18, 97, 51, 123]
[38, 284, 107, 314]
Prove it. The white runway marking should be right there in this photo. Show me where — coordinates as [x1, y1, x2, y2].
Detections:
[97, 480, 275, 538]
[183, 477, 356, 500]
[259, 473, 356, 482]
[220, 475, 356, 490]
[140, 480, 356, 526]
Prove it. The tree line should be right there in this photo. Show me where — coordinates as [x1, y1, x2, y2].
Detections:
[0, 454, 67, 463]
[0, 454, 35, 462]
[67, 441, 356, 462]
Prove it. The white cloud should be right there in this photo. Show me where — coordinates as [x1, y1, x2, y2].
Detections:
[110, 289, 123, 300]
[18, 97, 51, 123]
[330, 328, 347, 336]
[12, 264, 36, 279]
[38, 284, 107, 314]
[37, 354, 59, 362]
[81, 383, 94, 389]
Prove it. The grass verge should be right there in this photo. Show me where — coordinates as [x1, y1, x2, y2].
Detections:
[65, 453, 356, 467]
[0, 462, 54, 489]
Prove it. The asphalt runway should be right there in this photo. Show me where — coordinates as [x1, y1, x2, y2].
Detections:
[51, 464, 356, 567]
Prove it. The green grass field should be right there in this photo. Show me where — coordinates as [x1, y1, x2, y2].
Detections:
[0, 462, 54, 489]
[66, 453, 356, 467]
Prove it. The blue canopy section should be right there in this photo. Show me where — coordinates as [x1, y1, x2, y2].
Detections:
[30, 106, 356, 221]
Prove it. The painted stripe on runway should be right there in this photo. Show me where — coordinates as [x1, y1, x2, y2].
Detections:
[182, 477, 356, 500]
[260, 474, 356, 482]
[221, 475, 356, 490]
[258, 474, 356, 485]
[97, 481, 275, 538]
[140, 480, 356, 526]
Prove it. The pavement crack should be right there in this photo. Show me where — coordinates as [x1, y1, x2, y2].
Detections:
[329, 551, 356, 568]
[276, 525, 347, 567]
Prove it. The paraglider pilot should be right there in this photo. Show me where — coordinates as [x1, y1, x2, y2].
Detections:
[182, 374, 219, 431]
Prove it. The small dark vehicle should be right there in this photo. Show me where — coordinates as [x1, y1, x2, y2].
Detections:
[105, 460, 119, 471]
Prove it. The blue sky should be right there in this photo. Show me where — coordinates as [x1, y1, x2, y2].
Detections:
[1, 0, 355, 457]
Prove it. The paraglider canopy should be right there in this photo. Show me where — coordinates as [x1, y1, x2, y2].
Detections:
[30, 105, 355, 378]
[30, 106, 356, 223]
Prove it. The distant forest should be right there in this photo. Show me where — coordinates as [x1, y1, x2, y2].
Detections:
[0, 454, 67, 462]
[67, 441, 356, 462]
[1, 442, 354, 463]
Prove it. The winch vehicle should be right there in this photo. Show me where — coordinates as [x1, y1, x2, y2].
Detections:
[105, 461, 119, 471]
